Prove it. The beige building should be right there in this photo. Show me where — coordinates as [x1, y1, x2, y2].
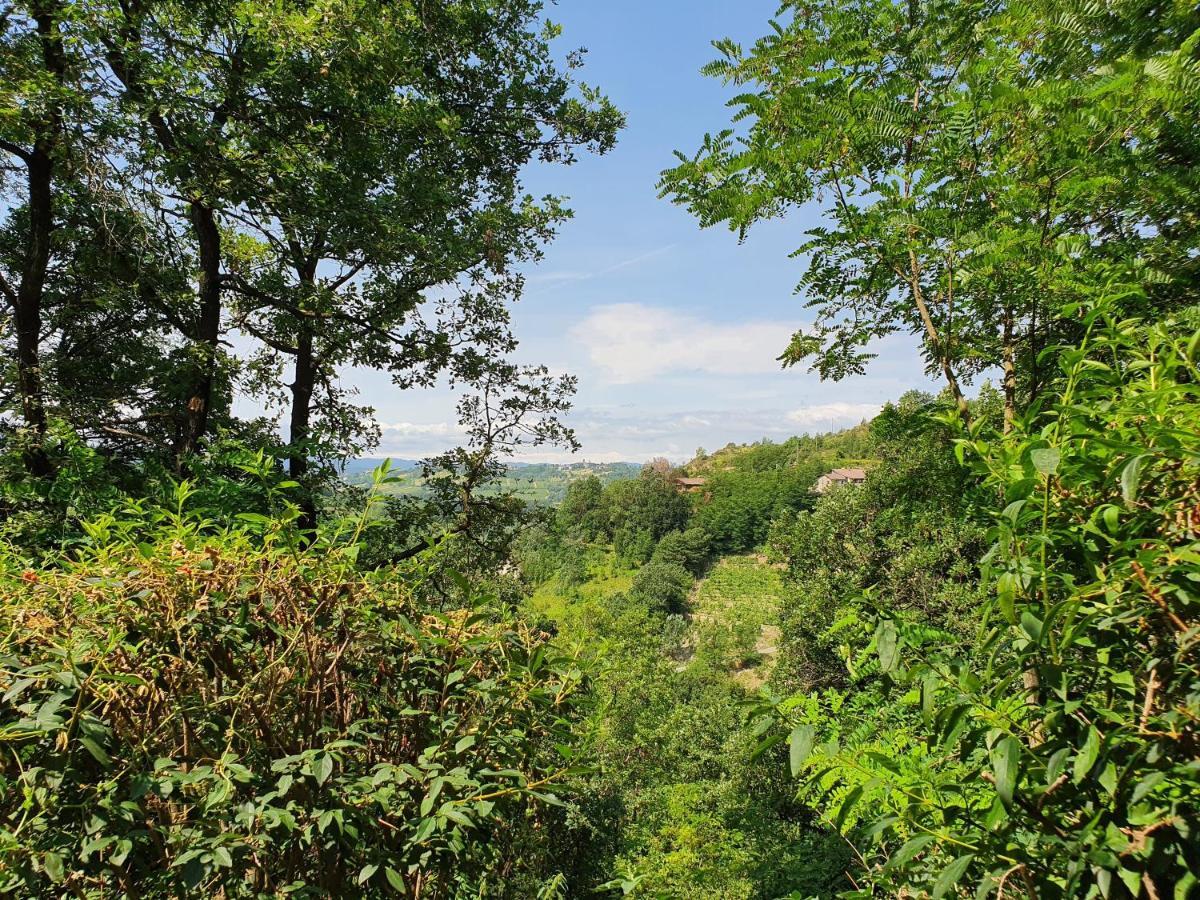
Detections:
[814, 467, 867, 493]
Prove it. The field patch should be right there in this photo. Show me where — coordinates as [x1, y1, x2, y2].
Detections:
[688, 556, 785, 686]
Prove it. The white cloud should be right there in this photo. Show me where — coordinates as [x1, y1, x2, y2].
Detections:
[570, 303, 797, 383]
[377, 421, 459, 437]
[786, 402, 881, 429]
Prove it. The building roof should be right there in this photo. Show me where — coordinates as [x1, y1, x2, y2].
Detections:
[674, 477, 708, 486]
[826, 467, 866, 480]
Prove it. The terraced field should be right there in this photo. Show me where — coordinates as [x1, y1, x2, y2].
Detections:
[687, 555, 785, 689]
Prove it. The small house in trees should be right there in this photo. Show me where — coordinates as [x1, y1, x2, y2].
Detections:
[673, 476, 708, 494]
[814, 467, 867, 494]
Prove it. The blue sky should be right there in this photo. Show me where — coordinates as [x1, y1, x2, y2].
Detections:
[320, 0, 938, 463]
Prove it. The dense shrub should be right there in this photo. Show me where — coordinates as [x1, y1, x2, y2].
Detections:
[767, 394, 989, 692]
[629, 562, 693, 615]
[650, 527, 712, 576]
[0, 502, 585, 898]
[606, 471, 690, 562]
[762, 309, 1200, 896]
[693, 468, 819, 554]
[556, 476, 608, 541]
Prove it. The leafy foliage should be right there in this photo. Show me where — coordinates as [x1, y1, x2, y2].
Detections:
[661, 0, 1200, 423]
[629, 561, 693, 616]
[758, 307, 1200, 896]
[0, 484, 589, 898]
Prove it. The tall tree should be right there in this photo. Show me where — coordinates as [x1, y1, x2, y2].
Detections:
[222, 0, 620, 527]
[660, 0, 1200, 425]
[0, 1, 73, 474]
[96, 0, 283, 467]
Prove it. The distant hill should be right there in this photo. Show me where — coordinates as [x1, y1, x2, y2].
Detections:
[681, 425, 874, 477]
[340, 458, 643, 506]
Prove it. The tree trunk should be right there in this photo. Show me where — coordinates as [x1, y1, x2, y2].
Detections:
[1002, 305, 1018, 434]
[905, 250, 971, 424]
[289, 318, 317, 532]
[288, 255, 320, 533]
[103, 8, 228, 471]
[14, 147, 53, 477]
[12, 2, 69, 477]
[174, 201, 222, 468]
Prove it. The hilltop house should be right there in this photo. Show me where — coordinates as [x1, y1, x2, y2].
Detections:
[814, 467, 867, 494]
[673, 476, 708, 494]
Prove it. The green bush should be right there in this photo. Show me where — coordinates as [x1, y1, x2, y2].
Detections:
[767, 397, 988, 693]
[0, 499, 586, 898]
[556, 476, 608, 541]
[628, 562, 693, 615]
[650, 527, 712, 576]
[763, 308, 1200, 897]
[693, 468, 818, 554]
[605, 471, 690, 560]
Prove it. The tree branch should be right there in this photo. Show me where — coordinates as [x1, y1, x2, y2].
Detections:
[0, 139, 31, 163]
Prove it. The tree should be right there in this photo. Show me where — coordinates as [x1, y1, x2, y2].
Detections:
[223, 0, 620, 526]
[3, 0, 621, 495]
[373, 359, 580, 581]
[650, 527, 711, 576]
[660, 0, 1200, 427]
[557, 475, 607, 540]
[1, 1, 75, 474]
[629, 561, 693, 616]
[92, 0, 279, 466]
[606, 468, 690, 554]
[762, 304, 1200, 896]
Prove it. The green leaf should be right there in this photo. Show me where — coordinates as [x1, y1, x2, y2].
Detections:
[876, 619, 899, 673]
[1120, 456, 1146, 506]
[384, 866, 406, 892]
[236, 512, 273, 525]
[358, 864, 378, 885]
[1001, 499, 1027, 523]
[1019, 611, 1043, 644]
[932, 854, 975, 898]
[211, 846, 233, 868]
[921, 673, 938, 723]
[997, 572, 1018, 623]
[455, 734, 476, 753]
[789, 724, 815, 777]
[1098, 761, 1118, 795]
[833, 785, 863, 831]
[991, 736, 1020, 808]
[412, 817, 437, 843]
[1132, 771, 1165, 804]
[1074, 726, 1100, 782]
[440, 803, 474, 827]
[43, 852, 64, 882]
[886, 833, 935, 869]
[313, 752, 334, 786]
[79, 736, 111, 766]
[1031, 448, 1061, 476]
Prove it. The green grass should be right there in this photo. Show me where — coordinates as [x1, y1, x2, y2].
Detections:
[527, 549, 636, 629]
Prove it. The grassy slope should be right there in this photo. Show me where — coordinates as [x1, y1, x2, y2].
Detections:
[687, 555, 785, 689]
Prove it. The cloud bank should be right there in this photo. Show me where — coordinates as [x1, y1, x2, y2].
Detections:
[570, 303, 797, 383]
